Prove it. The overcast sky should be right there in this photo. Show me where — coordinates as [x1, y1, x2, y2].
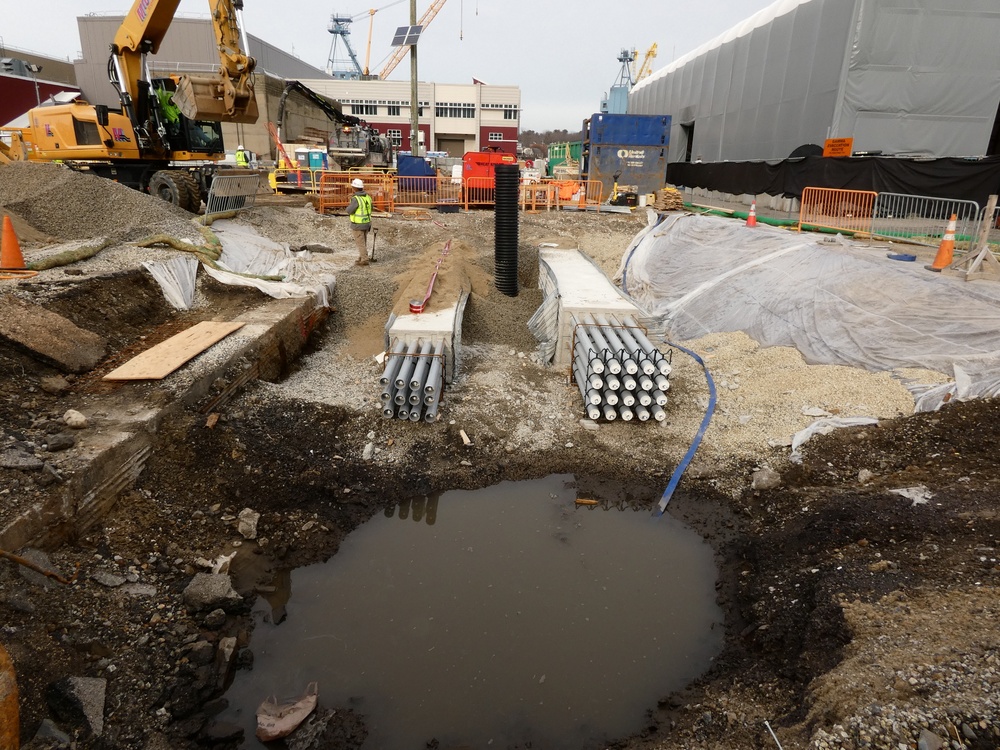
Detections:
[2, 0, 778, 132]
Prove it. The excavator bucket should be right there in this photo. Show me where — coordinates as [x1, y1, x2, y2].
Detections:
[172, 72, 259, 125]
[0, 129, 31, 164]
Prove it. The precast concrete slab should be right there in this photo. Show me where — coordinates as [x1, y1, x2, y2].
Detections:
[385, 291, 469, 384]
[538, 248, 645, 367]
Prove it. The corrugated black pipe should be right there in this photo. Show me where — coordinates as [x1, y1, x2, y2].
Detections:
[494, 164, 520, 297]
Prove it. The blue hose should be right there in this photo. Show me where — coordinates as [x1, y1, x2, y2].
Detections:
[613, 212, 714, 514]
[655, 341, 717, 516]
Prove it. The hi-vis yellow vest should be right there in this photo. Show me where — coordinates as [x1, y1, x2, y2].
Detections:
[350, 193, 372, 225]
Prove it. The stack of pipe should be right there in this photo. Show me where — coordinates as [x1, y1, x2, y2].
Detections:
[379, 338, 445, 423]
[570, 313, 671, 423]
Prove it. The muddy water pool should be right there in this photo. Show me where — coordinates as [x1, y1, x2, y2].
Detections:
[221, 474, 722, 748]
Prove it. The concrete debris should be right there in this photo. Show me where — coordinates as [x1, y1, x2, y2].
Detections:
[0, 295, 106, 373]
[889, 486, 933, 506]
[751, 466, 781, 490]
[237, 508, 260, 540]
[63, 410, 89, 429]
[43, 433, 76, 452]
[0, 450, 43, 470]
[182, 573, 242, 611]
[90, 571, 126, 588]
[45, 676, 107, 737]
[39, 376, 71, 395]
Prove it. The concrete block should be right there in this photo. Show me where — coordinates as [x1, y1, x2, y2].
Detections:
[0, 295, 106, 372]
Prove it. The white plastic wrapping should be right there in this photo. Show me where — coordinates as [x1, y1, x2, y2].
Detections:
[618, 213, 1000, 411]
[208, 220, 337, 307]
[142, 255, 199, 310]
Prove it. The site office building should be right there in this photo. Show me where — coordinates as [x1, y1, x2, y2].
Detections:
[300, 79, 521, 157]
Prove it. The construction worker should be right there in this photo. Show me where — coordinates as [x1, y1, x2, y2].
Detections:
[235, 145, 250, 168]
[346, 178, 373, 266]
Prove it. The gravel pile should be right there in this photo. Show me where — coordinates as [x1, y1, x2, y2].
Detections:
[0, 162, 193, 243]
[806, 587, 1000, 749]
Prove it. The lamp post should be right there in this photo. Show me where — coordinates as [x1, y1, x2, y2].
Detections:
[409, 0, 420, 157]
[26, 63, 42, 106]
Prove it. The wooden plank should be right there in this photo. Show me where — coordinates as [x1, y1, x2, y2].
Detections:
[103, 321, 245, 381]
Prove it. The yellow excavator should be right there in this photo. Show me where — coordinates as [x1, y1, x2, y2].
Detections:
[3, 0, 259, 211]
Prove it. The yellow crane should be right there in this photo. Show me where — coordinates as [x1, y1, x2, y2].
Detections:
[379, 0, 448, 80]
[358, 0, 408, 76]
[635, 42, 658, 83]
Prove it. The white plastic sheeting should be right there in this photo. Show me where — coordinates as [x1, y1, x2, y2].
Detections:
[142, 255, 199, 310]
[205, 220, 337, 307]
[617, 213, 1000, 411]
[630, 0, 1000, 161]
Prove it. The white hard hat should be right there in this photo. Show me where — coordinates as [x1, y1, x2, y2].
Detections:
[237, 145, 244, 150]
[351, 178, 364, 189]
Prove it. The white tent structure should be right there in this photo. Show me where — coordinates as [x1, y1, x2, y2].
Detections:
[630, 0, 1000, 164]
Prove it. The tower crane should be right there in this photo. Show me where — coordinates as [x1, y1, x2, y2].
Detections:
[378, 0, 448, 80]
[325, 1, 407, 79]
[635, 43, 658, 83]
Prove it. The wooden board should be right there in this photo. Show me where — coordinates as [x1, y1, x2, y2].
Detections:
[103, 321, 245, 381]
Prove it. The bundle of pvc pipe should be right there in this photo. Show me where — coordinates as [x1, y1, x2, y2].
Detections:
[379, 338, 445, 423]
[570, 313, 671, 422]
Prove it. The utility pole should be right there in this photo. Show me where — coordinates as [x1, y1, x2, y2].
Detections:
[409, 0, 420, 157]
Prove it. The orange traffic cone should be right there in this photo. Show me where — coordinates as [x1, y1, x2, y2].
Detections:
[746, 200, 758, 228]
[1, 215, 27, 270]
[926, 213, 957, 272]
[0, 215, 38, 279]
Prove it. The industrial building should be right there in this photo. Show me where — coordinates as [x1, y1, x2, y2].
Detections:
[630, 0, 1000, 164]
[15, 13, 521, 162]
[0, 49, 79, 127]
[294, 78, 520, 157]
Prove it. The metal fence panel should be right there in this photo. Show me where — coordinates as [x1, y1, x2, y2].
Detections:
[870, 193, 980, 251]
[204, 172, 261, 218]
[976, 204, 1000, 254]
[798, 187, 878, 235]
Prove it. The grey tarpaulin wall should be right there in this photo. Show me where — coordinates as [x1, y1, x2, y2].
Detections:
[630, 0, 1000, 163]
[667, 156, 1000, 206]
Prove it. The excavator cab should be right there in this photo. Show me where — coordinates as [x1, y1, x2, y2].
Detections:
[152, 78, 225, 156]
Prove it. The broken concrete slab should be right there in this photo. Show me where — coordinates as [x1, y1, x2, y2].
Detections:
[0, 295, 106, 372]
[45, 676, 107, 737]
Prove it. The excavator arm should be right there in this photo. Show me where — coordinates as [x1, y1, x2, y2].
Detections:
[110, 0, 258, 127]
[173, 0, 259, 123]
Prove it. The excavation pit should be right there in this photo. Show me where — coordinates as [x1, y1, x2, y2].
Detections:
[219, 475, 723, 749]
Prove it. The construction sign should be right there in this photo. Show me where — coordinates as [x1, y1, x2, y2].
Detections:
[823, 138, 854, 158]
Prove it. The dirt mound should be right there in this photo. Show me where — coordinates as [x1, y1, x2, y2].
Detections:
[0, 162, 191, 244]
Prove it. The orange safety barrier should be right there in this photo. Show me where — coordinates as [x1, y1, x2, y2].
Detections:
[577, 179, 605, 209]
[464, 176, 495, 210]
[271, 167, 321, 194]
[798, 187, 877, 236]
[317, 172, 394, 215]
[520, 182, 557, 212]
[393, 175, 463, 212]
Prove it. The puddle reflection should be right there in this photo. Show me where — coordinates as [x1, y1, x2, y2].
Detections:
[222, 475, 722, 749]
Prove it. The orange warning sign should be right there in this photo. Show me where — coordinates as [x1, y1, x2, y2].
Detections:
[823, 138, 854, 158]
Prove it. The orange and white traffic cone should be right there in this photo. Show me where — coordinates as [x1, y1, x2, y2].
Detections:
[0, 215, 38, 279]
[746, 200, 758, 228]
[0, 215, 26, 270]
[926, 213, 957, 272]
